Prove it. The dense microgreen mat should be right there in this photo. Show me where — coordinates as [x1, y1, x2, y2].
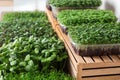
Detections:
[57, 9, 116, 26]
[49, 0, 101, 8]
[0, 11, 69, 79]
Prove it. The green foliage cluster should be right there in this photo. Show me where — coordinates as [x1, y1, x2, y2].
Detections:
[57, 9, 120, 45]
[4, 70, 74, 80]
[0, 11, 68, 79]
[0, 19, 52, 44]
[69, 23, 120, 44]
[0, 36, 67, 72]
[2, 11, 47, 21]
[57, 9, 116, 26]
[49, 0, 101, 8]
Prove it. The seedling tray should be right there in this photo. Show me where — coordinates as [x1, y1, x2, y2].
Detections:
[56, 22, 120, 56]
[47, 0, 102, 18]
[46, 4, 82, 18]
[69, 37, 120, 56]
[46, 3, 98, 18]
[46, 8, 120, 56]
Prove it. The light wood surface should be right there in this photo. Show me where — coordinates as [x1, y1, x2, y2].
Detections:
[0, 0, 13, 6]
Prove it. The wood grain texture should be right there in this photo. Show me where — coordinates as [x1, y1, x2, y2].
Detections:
[82, 68, 120, 77]
[83, 75, 120, 80]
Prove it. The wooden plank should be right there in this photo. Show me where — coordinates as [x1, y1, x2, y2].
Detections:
[92, 56, 103, 63]
[64, 40, 78, 71]
[69, 60, 77, 78]
[74, 53, 85, 63]
[77, 64, 83, 80]
[46, 9, 63, 40]
[101, 56, 113, 62]
[46, 9, 58, 30]
[55, 25, 63, 40]
[46, 10, 55, 29]
[109, 55, 120, 62]
[82, 62, 120, 69]
[83, 75, 120, 80]
[82, 67, 120, 77]
[83, 57, 94, 63]
[0, 0, 13, 6]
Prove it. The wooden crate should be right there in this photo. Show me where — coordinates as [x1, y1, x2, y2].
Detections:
[0, 0, 13, 6]
[46, 8, 120, 80]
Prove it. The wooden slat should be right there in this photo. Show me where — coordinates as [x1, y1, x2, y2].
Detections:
[92, 56, 103, 63]
[55, 25, 63, 40]
[77, 64, 83, 80]
[101, 56, 113, 62]
[109, 55, 120, 62]
[82, 67, 120, 77]
[46, 9, 63, 40]
[83, 57, 94, 63]
[82, 62, 120, 69]
[83, 75, 120, 80]
[69, 60, 77, 78]
[64, 40, 78, 70]
[46, 9, 59, 30]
